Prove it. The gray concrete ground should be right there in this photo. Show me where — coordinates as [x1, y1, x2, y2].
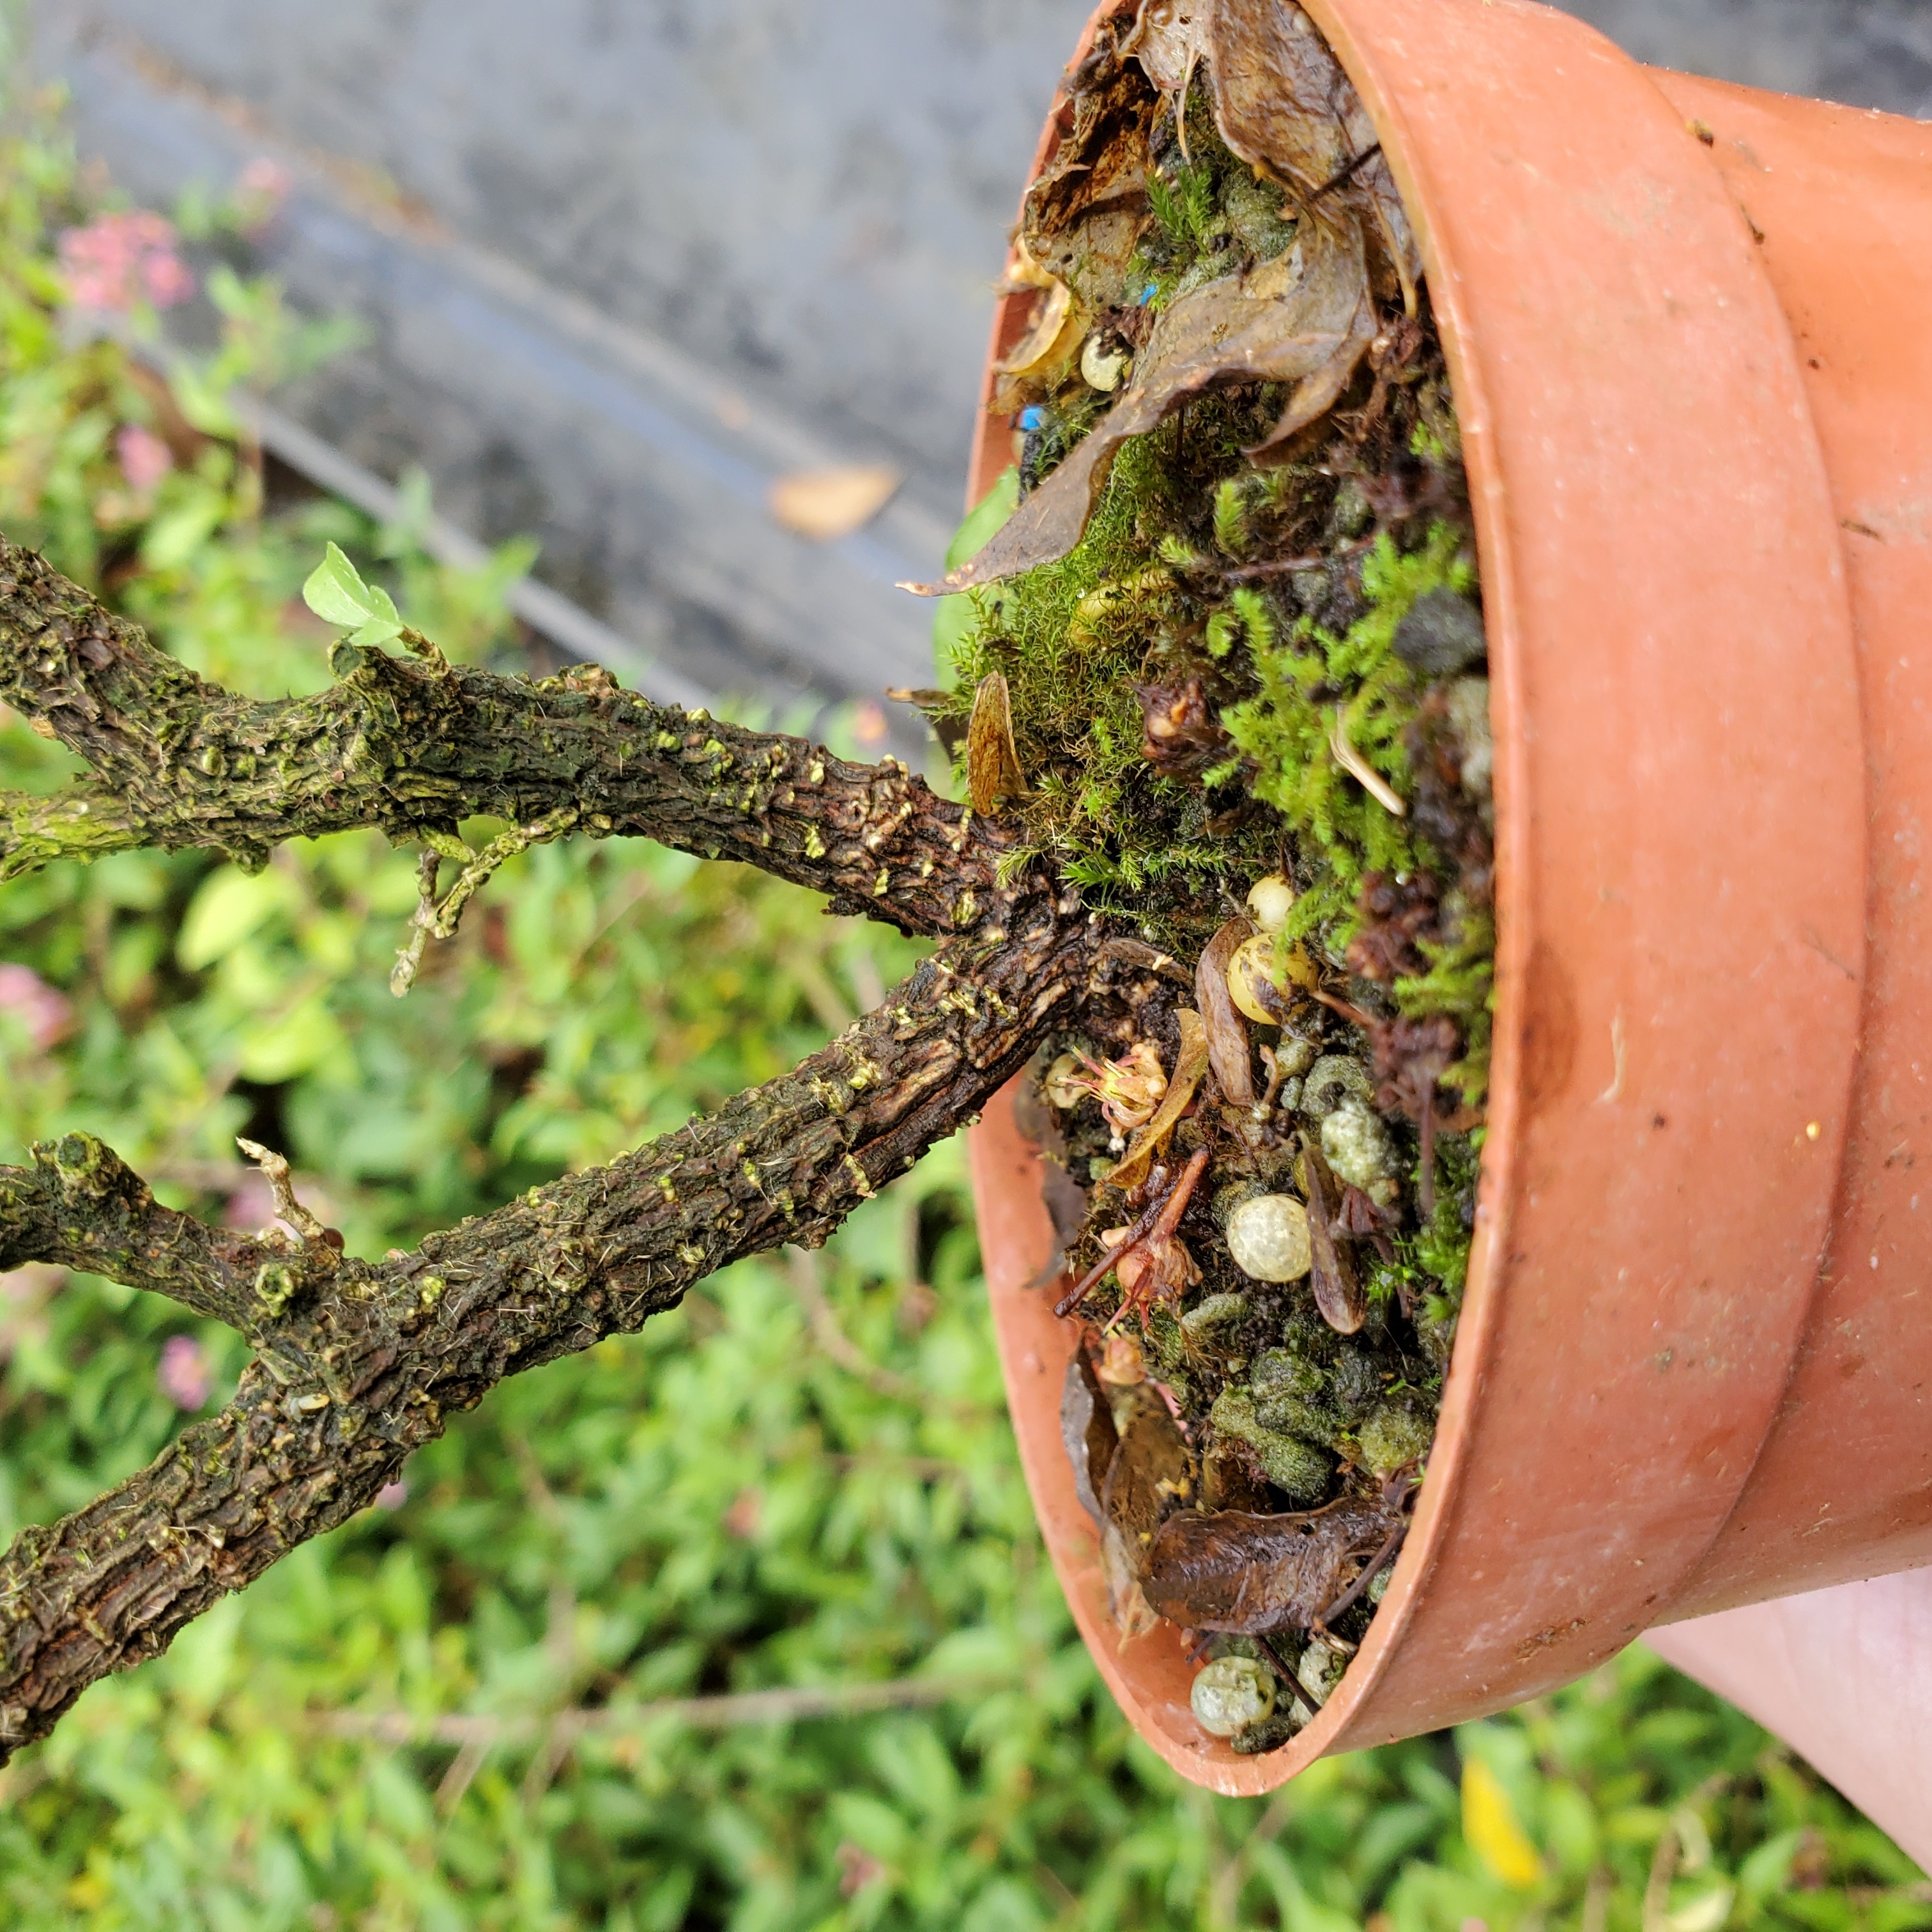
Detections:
[28, 1, 1931, 707]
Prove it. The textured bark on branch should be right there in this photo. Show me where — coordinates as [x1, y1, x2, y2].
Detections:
[0, 538, 1004, 938]
[0, 899, 1097, 1763]
[0, 528, 1119, 1763]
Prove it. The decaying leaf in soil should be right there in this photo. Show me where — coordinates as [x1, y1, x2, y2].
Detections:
[1144, 1492, 1403, 1633]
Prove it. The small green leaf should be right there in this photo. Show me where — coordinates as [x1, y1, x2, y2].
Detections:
[139, 498, 224, 572]
[302, 542, 377, 629]
[348, 617, 404, 647]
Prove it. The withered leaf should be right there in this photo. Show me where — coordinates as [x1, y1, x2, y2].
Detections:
[995, 275, 1082, 383]
[966, 670, 1029, 814]
[1062, 1347, 1121, 1522]
[1102, 1521, 1165, 1639]
[1203, 0, 1422, 311]
[1298, 1134, 1367, 1335]
[1101, 1383, 1195, 1547]
[1142, 1493, 1400, 1632]
[914, 218, 1374, 595]
[1124, 0, 1209, 102]
[1021, 33, 1159, 313]
[1195, 914, 1259, 1108]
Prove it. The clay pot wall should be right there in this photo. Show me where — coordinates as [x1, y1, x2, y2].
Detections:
[965, 0, 1932, 1793]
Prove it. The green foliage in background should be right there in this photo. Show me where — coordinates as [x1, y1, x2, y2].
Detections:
[0, 81, 1925, 1932]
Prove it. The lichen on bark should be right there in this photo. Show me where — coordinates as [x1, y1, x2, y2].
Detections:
[0, 538, 1102, 1764]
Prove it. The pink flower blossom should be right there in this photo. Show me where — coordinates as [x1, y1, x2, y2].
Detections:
[375, 1479, 408, 1510]
[158, 1334, 214, 1411]
[837, 1843, 887, 1898]
[116, 424, 173, 494]
[57, 210, 195, 313]
[235, 157, 294, 235]
[0, 962, 72, 1050]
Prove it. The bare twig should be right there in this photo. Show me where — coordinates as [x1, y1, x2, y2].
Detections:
[234, 1137, 330, 1245]
[319, 1672, 1011, 1750]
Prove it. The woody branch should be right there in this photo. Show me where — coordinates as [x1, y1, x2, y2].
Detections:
[0, 530, 1113, 1761]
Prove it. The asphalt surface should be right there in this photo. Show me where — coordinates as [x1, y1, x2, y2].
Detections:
[31, 0, 1929, 705]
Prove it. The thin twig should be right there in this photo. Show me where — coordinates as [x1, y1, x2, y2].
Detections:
[319, 1673, 1010, 1751]
[234, 1137, 329, 1243]
[1055, 1147, 1208, 1321]
[1312, 1519, 1406, 1634]
[1257, 1633, 1322, 1719]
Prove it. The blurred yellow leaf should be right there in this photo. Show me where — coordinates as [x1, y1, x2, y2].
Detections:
[1463, 1756, 1545, 1889]
[769, 464, 901, 541]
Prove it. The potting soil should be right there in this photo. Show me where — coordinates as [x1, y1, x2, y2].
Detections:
[919, 0, 1495, 1753]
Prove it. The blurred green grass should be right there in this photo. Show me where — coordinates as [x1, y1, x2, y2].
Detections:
[0, 86, 1925, 1932]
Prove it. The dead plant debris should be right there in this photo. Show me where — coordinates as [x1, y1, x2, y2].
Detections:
[923, 0, 1496, 1752]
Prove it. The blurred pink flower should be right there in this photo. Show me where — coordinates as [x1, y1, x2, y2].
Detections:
[158, 1333, 213, 1411]
[57, 210, 195, 312]
[116, 423, 173, 494]
[223, 1168, 279, 1233]
[0, 962, 72, 1050]
[236, 157, 294, 234]
[837, 1843, 887, 1898]
[375, 1479, 408, 1510]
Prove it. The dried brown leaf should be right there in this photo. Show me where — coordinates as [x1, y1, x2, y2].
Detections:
[1125, 0, 1209, 96]
[1102, 1384, 1195, 1545]
[1298, 1134, 1366, 1335]
[769, 465, 901, 540]
[1195, 914, 1259, 1108]
[1142, 1493, 1400, 1632]
[1062, 1347, 1121, 1522]
[1021, 36, 1160, 312]
[916, 218, 1374, 595]
[1203, 0, 1423, 310]
[966, 670, 1029, 814]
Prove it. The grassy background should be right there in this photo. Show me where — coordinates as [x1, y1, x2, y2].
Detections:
[0, 98, 1926, 1932]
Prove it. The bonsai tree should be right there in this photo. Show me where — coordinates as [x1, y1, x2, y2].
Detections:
[0, 1, 1492, 1764]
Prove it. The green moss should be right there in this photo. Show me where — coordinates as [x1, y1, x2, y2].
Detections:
[1220, 521, 1471, 946]
[938, 395, 1294, 929]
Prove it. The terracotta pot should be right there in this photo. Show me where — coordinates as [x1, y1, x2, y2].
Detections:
[964, 0, 1932, 1795]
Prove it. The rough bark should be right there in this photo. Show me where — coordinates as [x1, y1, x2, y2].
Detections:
[0, 897, 1096, 1762]
[0, 539, 1003, 939]
[0, 529, 1113, 1763]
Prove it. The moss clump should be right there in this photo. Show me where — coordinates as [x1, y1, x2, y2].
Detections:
[1218, 520, 1473, 943]
[939, 391, 1296, 916]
